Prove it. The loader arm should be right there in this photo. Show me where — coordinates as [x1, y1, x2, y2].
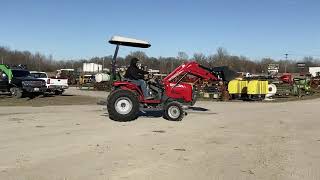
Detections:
[163, 61, 219, 83]
[161, 61, 219, 103]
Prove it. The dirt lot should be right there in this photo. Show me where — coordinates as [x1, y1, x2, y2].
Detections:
[0, 87, 105, 107]
[0, 89, 320, 180]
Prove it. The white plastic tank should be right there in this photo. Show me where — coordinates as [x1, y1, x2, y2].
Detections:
[95, 73, 110, 83]
[266, 84, 277, 98]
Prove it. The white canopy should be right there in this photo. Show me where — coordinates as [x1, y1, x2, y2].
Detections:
[109, 36, 151, 48]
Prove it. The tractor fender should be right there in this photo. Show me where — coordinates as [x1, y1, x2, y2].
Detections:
[112, 81, 144, 98]
[120, 86, 143, 98]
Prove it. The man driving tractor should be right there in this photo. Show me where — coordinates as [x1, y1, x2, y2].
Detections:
[107, 35, 222, 122]
[124, 57, 153, 99]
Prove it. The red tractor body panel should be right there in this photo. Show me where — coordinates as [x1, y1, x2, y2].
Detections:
[163, 62, 218, 82]
[114, 81, 161, 103]
[164, 82, 193, 102]
[114, 81, 142, 95]
[280, 74, 293, 84]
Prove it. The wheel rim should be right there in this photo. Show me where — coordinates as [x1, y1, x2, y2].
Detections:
[10, 88, 17, 96]
[114, 97, 133, 115]
[168, 106, 181, 119]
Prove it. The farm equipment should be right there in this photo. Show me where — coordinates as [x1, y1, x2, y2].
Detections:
[106, 36, 220, 121]
[292, 77, 312, 97]
[93, 73, 112, 91]
[247, 80, 269, 100]
[228, 80, 248, 99]
[311, 77, 320, 90]
[78, 72, 113, 91]
[199, 66, 236, 100]
[310, 73, 320, 91]
[228, 79, 272, 100]
[78, 74, 96, 89]
[56, 69, 78, 85]
[271, 74, 293, 96]
[272, 73, 316, 97]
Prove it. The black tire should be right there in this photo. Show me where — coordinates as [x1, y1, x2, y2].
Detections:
[107, 89, 140, 122]
[54, 90, 63, 95]
[43, 93, 50, 97]
[163, 101, 185, 121]
[10, 87, 23, 98]
[28, 93, 38, 99]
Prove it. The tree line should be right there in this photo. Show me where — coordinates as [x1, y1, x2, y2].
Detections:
[1, 46, 319, 74]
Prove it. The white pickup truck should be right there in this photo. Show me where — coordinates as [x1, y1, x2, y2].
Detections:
[30, 71, 68, 95]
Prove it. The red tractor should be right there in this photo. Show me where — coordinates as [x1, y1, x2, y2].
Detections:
[107, 36, 220, 121]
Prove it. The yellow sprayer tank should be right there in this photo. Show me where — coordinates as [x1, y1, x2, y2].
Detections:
[247, 80, 268, 95]
[228, 80, 248, 95]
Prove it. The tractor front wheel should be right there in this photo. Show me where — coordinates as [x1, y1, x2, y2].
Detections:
[163, 101, 185, 121]
[107, 89, 140, 122]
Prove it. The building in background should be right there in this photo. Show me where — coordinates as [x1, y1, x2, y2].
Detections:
[82, 63, 102, 73]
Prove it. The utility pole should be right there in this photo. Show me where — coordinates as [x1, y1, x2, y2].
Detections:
[284, 53, 289, 73]
[102, 57, 105, 72]
[1, 56, 3, 64]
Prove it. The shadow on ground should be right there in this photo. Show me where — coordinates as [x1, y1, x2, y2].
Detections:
[188, 107, 209, 111]
[104, 106, 214, 122]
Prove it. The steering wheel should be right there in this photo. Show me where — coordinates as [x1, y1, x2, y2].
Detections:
[142, 73, 164, 89]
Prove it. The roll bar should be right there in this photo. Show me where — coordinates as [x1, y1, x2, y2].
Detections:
[108, 36, 151, 80]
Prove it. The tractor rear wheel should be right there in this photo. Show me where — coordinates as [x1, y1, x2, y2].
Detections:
[107, 89, 139, 122]
[163, 101, 185, 121]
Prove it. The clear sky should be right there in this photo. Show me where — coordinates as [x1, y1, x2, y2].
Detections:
[0, 0, 319, 60]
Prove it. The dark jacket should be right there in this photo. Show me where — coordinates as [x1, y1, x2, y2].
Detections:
[124, 58, 148, 80]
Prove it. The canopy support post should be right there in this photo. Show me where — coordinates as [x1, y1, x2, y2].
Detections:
[112, 44, 119, 81]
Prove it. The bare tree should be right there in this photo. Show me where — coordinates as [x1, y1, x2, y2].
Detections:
[2, 46, 320, 74]
[177, 51, 189, 61]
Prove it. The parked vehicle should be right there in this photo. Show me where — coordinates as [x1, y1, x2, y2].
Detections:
[30, 71, 68, 95]
[56, 69, 78, 85]
[78, 74, 96, 89]
[0, 64, 46, 98]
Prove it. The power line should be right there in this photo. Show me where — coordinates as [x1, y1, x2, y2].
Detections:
[282, 53, 320, 58]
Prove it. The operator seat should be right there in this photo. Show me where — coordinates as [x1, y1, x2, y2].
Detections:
[123, 78, 153, 98]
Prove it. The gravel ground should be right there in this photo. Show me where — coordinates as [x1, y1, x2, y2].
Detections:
[0, 95, 320, 180]
[64, 87, 109, 98]
[0, 94, 101, 107]
[0, 87, 105, 107]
